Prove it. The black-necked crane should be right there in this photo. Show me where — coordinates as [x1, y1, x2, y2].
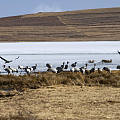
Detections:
[64, 61, 69, 70]
[18, 65, 25, 72]
[8, 66, 18, 73]
[118, 50, 120, 54]
[84, 63, 89, 75]
[103, 67, 110, 73]
[74, 67, 80, 72]
[3, 65, 12, 75]
[97, 68, 101, 73]
[79, 67, 84, 74]
[47, 68, 57, 73]
[24, 66, 33, 74]
[117, 65, 120, 69]
[56, 62, 65, 73]
[71, 62, 77, 68]
[32, 64, 37, 72]
[46, 63, 52, 69]
[61, 62, 65, 69]
[70, 62, 80, 72]
[90, 63, 96, 74]
[46, 63, 57, 73]
[0, 56, 20, 64]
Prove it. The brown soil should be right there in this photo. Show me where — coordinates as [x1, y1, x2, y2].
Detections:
[0, 86, 120, 120]
[1, 7, 120, 42]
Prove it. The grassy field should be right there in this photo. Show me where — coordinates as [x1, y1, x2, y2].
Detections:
[0, 86, 120, 119]
[1, 7, 120, 42]
[0, 71, 120, 119]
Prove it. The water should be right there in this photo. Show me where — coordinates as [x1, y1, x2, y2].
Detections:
[0, 41, 120, 73]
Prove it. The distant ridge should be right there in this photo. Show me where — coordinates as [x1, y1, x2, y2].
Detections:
[0, 7, 120, 42]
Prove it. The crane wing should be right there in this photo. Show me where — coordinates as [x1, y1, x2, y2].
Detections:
[0, 56, 8, 62]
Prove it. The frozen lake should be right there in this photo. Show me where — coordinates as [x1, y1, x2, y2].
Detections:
[0, 41, 120, 73]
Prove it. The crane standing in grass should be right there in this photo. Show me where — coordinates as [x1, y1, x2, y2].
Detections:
[64, 61, 69, 70]
[8, 66, 18, 73]
[32, 64, 37, 72]
[3, 65, 12, 75]
[23, 66, 33, 74]
[56, 62, 65, 73]
[46, 63, 57, 73]
[103, 67, 110, 73]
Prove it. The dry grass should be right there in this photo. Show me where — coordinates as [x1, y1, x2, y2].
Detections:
[0, 86, 120, 120]
[1, 7, 120, 42]
[0, 71, 120, 93]
[0, 71, 120, 119]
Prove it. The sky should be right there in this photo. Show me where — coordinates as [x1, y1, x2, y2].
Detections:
[0, 0, 120, 18]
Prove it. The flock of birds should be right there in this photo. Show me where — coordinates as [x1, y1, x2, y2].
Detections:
[0, 55, 120, 75]
[46, 61, 111, 74]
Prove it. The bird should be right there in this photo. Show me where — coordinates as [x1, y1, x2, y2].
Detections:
[3, 65, 12, 75]
[15, 56, 20, 60]
[117, 50, 120, 54]
[24, 66, 33, 74]
[117, 65, 120, 69]
[90, 64, 96, 74]
[64, 61, 69, 70]
[79, 67, 84, 74]
[56, 62, 65, 73]
[8, 66, 18, 73]
[85, 68, 89, 75]
[0, 56, 13, 64]
[97, 68, 102, 73]
[85, 63, 88, 69]
[70, 62, 80, 72]
[84, 63, 89, 75]
[46, 63, 52, 69]
[71, 62, 77, 68]
[0, 56, 19, 64]
[103, 67, 110, 73]
[47, 68, 57, 73]
[18, 65, 25, 74]
[18, 65, 25, 70]
[46, 63, 57, 73]
[56, 66, 63, 73]
[61, 62, 65, 69]
[32, 64, 37, 72]
[74, 67, 80, 72]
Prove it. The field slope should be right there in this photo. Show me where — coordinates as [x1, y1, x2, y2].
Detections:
[1, 7, 120, 42]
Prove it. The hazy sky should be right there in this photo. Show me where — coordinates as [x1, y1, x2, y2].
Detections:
[0, 0, 120, 18]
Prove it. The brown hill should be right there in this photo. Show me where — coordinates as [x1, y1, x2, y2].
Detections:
[0, 7, 120, 42]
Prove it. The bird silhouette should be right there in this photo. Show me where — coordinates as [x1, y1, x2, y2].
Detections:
[0, 56, 19, 64]
[15, 56, 20, 60]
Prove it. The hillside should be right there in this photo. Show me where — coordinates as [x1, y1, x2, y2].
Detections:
[0, 7, 120, 42]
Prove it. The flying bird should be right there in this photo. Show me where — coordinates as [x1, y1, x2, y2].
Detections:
[0, 56, 19, 64]
[15, 56, 20, 60]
